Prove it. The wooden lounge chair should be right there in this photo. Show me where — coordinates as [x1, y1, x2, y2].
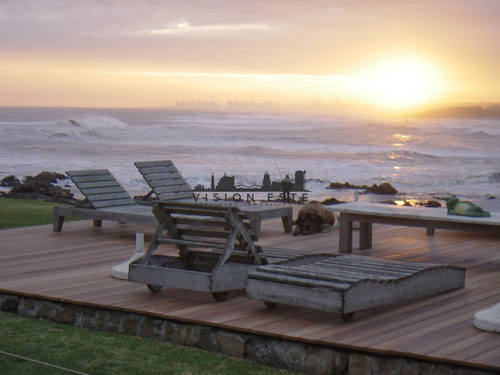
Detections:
[128, 201, 304, 301]
[134, 160, 293, 236]
[53, 169, 157, 232]
[246, 254, 465, 320]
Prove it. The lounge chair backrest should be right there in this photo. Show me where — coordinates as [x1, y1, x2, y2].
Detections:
[66, 169, 136, 209]
[145, 201, 266, 268]
[134, 160, 194, 202]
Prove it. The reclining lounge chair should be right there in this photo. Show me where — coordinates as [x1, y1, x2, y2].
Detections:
[134, 160, 293, 236]
[128, 201, 305, 300]
[246, 254, 465, 320]
[53, 169, 157, 232]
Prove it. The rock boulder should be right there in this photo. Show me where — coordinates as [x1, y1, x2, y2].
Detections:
[4, 171, 76, 204]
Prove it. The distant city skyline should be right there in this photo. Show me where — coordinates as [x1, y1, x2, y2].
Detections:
[172, 99, 500, 115]
[194, 170, 307, 192]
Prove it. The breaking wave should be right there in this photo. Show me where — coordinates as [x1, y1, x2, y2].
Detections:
[1, 107, 499, 200]
[62, 116, 128, 130]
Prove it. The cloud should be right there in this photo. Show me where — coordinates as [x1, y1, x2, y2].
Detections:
[98, 70, 357, 89]
[136, 22, 273, 38]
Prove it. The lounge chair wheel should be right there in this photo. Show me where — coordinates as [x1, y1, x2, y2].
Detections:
[147, 284, 162, 292]
[264, 301, 278, 309]
[340, 312, 354, 321]
[212, 291, 229, 301]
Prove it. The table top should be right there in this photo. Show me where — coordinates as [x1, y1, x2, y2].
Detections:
[326, 202, 500, 226]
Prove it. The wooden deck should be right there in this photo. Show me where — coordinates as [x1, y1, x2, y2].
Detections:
[1, 213, 500, 372]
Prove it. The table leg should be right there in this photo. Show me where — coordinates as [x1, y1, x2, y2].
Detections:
[281, 208, 293, 233]
[359, 222, 372, 249]
[339, 214, 353, 253]
[247, 213, 261, 237]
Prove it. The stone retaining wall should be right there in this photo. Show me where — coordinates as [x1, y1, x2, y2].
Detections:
[0, 293, 494, 375]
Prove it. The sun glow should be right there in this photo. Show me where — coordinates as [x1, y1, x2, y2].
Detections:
[361, 57, 444, 109]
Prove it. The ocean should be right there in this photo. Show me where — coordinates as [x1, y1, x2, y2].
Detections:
[1, 106, 499, 204]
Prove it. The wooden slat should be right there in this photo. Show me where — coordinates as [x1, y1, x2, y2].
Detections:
[66, 169, 111, 177]
[174, 215, 228, 227]
[68, 170, 116, 183]
[84, 192, 131, 202]
[90, 199, 137, 208]
[153, 183, 192, 194]
[158, 191, 195, 201]
[177, 227, 230, 239]
[75, 180, 121, 190]
[140, 166, 178, 174]
[69, 175, 116, 184]
[144, 172, 184, 183]
[160, 203, 234, 217]
[79, 186, 128, 195]
[134, 160, 175, 169]
[157, 237, 227, 249]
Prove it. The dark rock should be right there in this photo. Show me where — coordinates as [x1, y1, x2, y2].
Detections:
[5, 171, 76, 204]
[246, 336, 347, 375]
[23, 171, 67, 185]
[327, 181, 399, 195]
[8, 183, 75, 203]
[1, 175, 21, 187]
[0, 295, 20, 312]
[122, 314, 145, 336]
[17, 298, 39, 318]
[365, 182, 398, 195]
[425, 200, 442, 208]
[212, 330, 246, 358]
[321, 197, 344, 205]
[327, 181, 368, 190]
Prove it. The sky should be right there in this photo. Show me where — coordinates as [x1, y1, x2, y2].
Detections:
[1, 0, 500, 112]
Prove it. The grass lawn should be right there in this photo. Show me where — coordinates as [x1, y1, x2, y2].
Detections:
[0, 197, 81, 229]
[0, 312, 293, 375]
[0, 198, 297, 374]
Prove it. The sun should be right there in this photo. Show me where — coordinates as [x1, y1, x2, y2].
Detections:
[361, 57, 443, 109]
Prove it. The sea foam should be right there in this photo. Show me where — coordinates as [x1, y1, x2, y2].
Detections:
[1, 107, 499, 202]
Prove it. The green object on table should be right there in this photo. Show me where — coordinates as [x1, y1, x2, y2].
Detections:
[446, 195, 491, 217]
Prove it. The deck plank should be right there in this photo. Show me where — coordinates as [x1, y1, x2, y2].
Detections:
[1, 217, 499, 372]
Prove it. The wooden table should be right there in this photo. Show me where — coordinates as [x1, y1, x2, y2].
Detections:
[327, 202, 500, 253]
